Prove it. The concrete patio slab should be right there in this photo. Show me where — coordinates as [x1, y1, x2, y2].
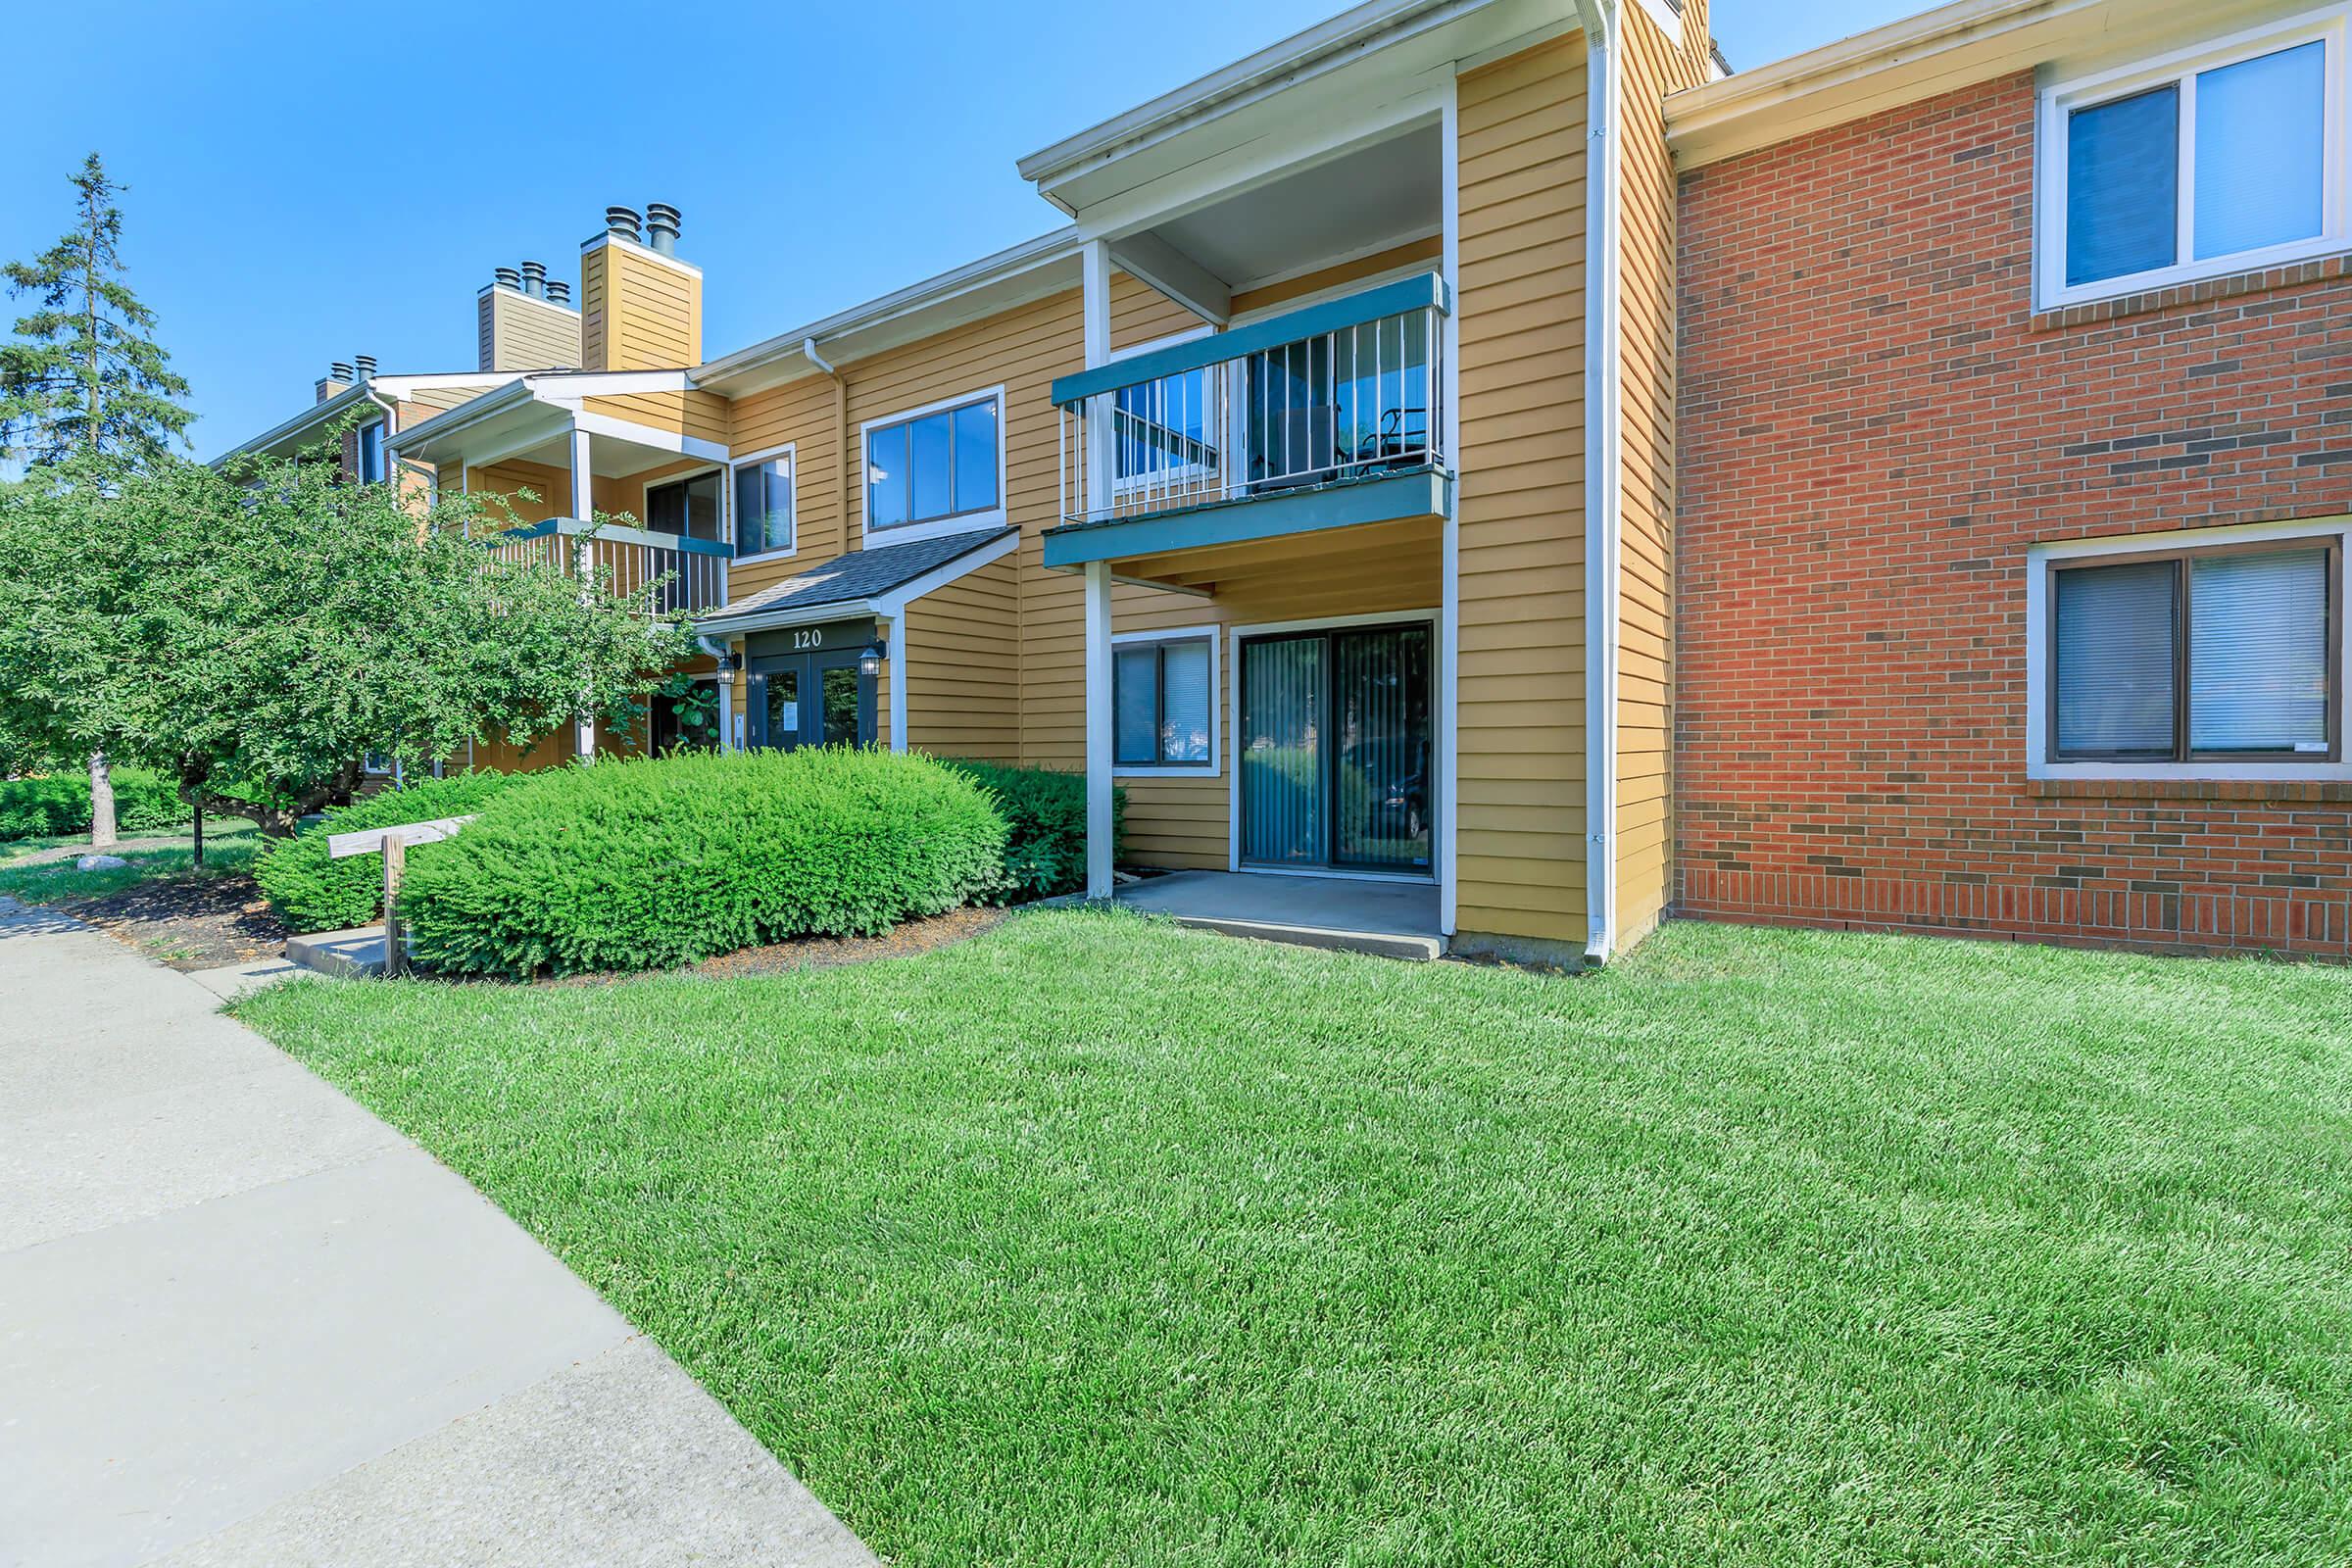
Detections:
[283, 923, 388, 978]
[1112, 870, 1446, 960]
[0, 899, 876, 1568]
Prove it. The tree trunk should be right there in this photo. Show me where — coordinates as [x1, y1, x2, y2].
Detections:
[88, 752, 116, 848]
[192, 804, 204, 869]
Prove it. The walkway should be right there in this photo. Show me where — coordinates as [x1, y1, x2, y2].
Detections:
[0, 898, 876, 1568]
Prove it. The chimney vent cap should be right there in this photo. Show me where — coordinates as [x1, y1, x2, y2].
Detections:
[329, 361, 356, 381]
[546, 279, 572, 306]
[644, 202, 681, 257]
[353, 355, 377, 382]
[605, 205, 642, 241]
[494, 265, 521, 291]
[519, 259, 547, 299]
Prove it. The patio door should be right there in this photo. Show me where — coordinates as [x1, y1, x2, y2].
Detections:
[745, 649, 872, 749]
[1239, 621, 1433, 875]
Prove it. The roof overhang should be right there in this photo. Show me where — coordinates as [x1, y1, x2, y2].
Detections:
[1666, 0, 2291, 168]
[1017, 0, 1569, 219]
[694, 229, 1084, 398]
[210, 371, 510, 466]
[389, 369, 723, 472]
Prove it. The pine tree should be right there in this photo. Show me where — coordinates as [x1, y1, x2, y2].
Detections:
[1, 153, 193, 467]
[1, 153, 195, 844]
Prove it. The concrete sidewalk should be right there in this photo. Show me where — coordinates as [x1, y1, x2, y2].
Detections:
[0, 898, 876, 1568]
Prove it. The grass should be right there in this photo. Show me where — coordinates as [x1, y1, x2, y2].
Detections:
[235, 913, 2352, 1567]
[0, 818, 260, 904]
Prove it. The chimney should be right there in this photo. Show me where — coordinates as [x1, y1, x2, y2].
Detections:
[579, 201, 701, 370]
[493, 265, 522, 292]
[546, 279, 571, 307]
[317, 361, 354, 404]
[353, 354, 377, 383]
[519, 260, 547, 300]
[478, 263, 582, 372]
[644, 202, 681, 257]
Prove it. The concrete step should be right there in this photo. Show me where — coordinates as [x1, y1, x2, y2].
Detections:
[1157, 911, 1446, 961]
[284, 926, 389, 978]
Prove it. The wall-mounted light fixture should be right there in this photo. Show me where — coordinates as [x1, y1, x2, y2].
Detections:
[858, 640, 887, 678]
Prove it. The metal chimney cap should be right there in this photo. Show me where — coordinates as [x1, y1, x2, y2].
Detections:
[605, 205, 642, 241]
[644, 202, 681, 257]
[545, 279, 572, 306]
[493, 266, 521, 291]
[353, 355, 377, 381]
[519, 260, 548, 299]
[329, 361, 356, 381]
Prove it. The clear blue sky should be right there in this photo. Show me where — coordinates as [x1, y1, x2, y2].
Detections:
[2, 0, 1917, 461]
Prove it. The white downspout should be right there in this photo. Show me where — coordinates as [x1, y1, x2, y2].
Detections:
[1578, 0, 1623, 967]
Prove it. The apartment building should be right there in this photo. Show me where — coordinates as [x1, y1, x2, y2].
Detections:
[1670, 0, 2352, 958]
[220, 0, 2352, 962]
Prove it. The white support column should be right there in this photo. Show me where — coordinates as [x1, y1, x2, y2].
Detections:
[1083, 559, 1114, 901]
[571, 425, 597, 762]
[1081, 238, 1114, 523]
[1439, 79, 1463, 941]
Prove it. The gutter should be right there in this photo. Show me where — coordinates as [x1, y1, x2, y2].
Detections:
[1577, 0, 1622, 967]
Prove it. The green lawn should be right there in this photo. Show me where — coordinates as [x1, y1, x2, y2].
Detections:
[236, 913, 2352, 1567]
[0, 819, 259, 903]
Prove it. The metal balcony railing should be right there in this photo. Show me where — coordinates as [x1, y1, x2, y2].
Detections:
[1054, 272, 1449, 527]
[486, 517, 729, 613]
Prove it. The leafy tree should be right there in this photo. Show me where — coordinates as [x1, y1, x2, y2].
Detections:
[0, 436, 696, 838]
[0, 153, 194, 845]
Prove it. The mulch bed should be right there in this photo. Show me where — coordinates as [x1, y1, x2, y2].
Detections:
[548, 905, 1012, 987]
[57, 873, 288, 972]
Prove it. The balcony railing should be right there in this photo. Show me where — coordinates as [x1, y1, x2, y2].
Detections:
[1054, 272, 1449, 527]
[486, 517, 729, 613]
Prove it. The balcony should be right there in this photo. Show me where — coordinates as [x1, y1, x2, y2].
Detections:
[1045, 273, 1449, 570]
[487, 516, 730, 613]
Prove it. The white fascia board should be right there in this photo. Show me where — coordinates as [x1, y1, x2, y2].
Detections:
[568, 408, 729, 464]
[210, 381, 376, 465]
[695, 596, 881, 637]
[383, 377, 536, 453]
[695, 227, 1082, 394]
[524, 368, 696, 397]
[1016, 0, 1484, 194]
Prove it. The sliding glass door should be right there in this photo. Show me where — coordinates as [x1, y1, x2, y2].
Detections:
[1239, 621, 1433, 875]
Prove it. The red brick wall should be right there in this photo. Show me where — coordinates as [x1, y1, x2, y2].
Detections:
[1674, 71, 2352, 957]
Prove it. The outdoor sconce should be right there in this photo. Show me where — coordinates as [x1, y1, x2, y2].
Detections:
[858, 640, 887, 678]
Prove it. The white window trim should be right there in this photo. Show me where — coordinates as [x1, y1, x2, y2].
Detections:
[858, 383, 1008, 547]
[640, 463, 725, 542]
[1110, 623, 1221, 778]
[2026, 514, 2351, 781]
[727, 441, 799, 566]
[2035, 4, 2352, 310]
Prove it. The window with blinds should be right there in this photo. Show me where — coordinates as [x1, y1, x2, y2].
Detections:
[1113, 636, 1214, 768]
[2051, 540, 2337, 762]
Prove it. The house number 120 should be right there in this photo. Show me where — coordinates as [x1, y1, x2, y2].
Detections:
[791, 629, 823, 650]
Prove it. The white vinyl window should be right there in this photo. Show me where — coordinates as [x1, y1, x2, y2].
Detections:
[2038, 8, 2350, 307]
[730, 444, 795, 561]
[1112, 629, 1217, 772]
[2030, 522, 2347, 778]
[863, 390, 1003, 541]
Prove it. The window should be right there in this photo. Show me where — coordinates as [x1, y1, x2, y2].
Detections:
[866, 394, 999, 533]
[731, 448, 794, 558]
[356, 421, 386, 485]
[2049, 539, 2339, 763]
[1113, 633, 1214, 768]
[645, 470, 722, 541]
[2041, 15, 2346, 303]
[1113, 367, 1217, 490]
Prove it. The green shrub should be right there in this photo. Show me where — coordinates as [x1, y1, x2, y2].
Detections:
[401, 749, 1008, 978]
[254, 770, 524, 933]
[938, 759, 1125, 901]
[0, 766, 185, 840]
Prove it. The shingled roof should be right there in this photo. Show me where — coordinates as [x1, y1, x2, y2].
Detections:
[698, 526, 1014, 629]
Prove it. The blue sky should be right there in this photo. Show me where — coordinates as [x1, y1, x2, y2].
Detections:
[2, 0, 1918, 460]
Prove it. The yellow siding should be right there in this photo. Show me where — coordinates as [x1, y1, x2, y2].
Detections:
[579, 238, 701, 371]
[904, 555, 1020, 761]
[1612, 2, 1710, 954]
[726, 372, 844, 587]
[476, 289, 582, 372]
[579, 391, 730, 447]
[1453, 35, 1590, 953]
[466, 460, 566, 524]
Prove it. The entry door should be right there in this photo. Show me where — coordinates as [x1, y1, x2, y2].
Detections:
[1239, 622, 1433, 874]
[746, 650, 873, 749]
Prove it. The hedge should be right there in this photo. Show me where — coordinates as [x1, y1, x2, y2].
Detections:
[400, 749, 1008, 978]
[938, 760, 1124, 901]
[254, 771, 524, 933]
[0, 767, 187, 841]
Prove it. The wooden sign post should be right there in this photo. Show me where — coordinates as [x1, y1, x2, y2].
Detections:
[325, 815, 476, 979]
